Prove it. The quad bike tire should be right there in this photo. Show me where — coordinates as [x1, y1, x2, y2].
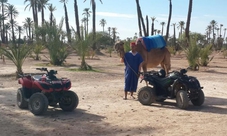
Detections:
[191, 90, 205, 106]
[176, 90, 189, 109]
[138, 86, 156, 105]
[59, 91, 79, 111]
[17, 88, 28, 109]
[28, 93, 49, 115]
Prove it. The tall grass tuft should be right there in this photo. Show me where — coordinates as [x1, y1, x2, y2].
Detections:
[199, 44, 213, 66]
[183, 38, 200, 70]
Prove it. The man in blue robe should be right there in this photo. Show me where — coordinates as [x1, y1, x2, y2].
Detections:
[120, 42, 143, 100]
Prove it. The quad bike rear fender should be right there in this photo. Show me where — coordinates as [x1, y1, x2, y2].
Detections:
[18, 77, 33, 88]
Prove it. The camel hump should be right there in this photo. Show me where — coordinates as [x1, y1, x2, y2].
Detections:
[142, 35, 166, 52]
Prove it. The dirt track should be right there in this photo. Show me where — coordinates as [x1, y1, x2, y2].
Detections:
[0, 51, 227, 136]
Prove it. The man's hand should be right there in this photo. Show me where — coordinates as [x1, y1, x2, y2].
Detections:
[120, 57, 124, 63]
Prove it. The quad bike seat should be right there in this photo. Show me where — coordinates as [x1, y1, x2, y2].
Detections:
[32, 75, 43, 81]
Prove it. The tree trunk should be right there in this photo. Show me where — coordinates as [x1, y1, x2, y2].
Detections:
[2, 2, 5, 43]
[137, 8, 142, 37]
[135, 0, 147, 37]
[64, 3, 71, 43]
[146, 15, 149, 36]
[165, 0, 172, 42]
[185, 0, 193, 45]
[74, 0, 81, 40]
[92, 0, 97, 50]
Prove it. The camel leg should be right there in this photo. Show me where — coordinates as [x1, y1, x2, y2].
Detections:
[163, 64, 167, 76]
[161, 63, 168, 76]
[3, 55, 5, 64]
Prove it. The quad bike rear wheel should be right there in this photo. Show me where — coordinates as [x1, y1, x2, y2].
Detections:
[176, 90, 189, 109]
[191, 90, 205, 106]
[59, 91, 79, 111]
[17, 88, 28, 109]
[138, 86, 156, 105]
[28, 93, 48, 115]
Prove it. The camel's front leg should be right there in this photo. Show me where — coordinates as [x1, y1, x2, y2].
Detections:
[141, 62, 148, 86]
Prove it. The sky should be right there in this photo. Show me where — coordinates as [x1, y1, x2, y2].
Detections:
[7, 0, 227, 40]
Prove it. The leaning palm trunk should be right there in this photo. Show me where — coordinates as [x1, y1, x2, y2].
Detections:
[0, 44, 32, 78]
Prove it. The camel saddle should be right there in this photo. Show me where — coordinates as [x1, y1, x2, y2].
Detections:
[137, 35, 166, 52]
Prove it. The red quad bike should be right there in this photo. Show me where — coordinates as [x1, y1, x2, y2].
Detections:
[17, 68, 79, 115]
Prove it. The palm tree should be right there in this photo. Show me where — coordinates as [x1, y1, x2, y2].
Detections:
[185, 0, 193, 43]
[219, 24, 223, 37]
[112, 27, 117, 43]
[0, 45, 32, 77]
[48, 4, 56, 26]
[24, 0, 38, 27]
[74, 0, 81, 40]
[154, 29, 157, 35]
[172, 23, 176, 49]
[206, 25, 212, 41]
[223, 28, 227, 41]
[135, 0, 147, 36]
[210, 20, 218, 39]
[0, 14, 6, 41]
[107, 27, 111, 37]
[82, 8, 91, 35]
[38, 0, 49, 26]
[7, 4, 19, 44]
[16, 26, 23, 45]
[60, 0, 71, 43]
[23, 17, 33, 41]
[216, 27, 219, 38]
[146, 15, 149, 36]
[160, 22, 165, 35]
[4, 22, 10, 43]
[0, 0, 8, 43]
[36, 18, 69, 65]
[84, 0, 103, 50]
[99, 18, 106, 32]
[72, 33, 93, 70]
[165, 0, 172, 42]
[81, 17, 87, 37]
[178, 21, 185, 38]
[150, 17, 156, 35]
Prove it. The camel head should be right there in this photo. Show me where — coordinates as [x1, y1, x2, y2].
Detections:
[114, 41, 125, 58]
[135, 37, 144, 52]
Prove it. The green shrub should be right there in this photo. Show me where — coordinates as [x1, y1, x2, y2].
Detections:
[0, 44, 32, 77]
[36, 18, 70, 65]
[33, 44, 45, 60]
[167, 46, 177, 55]
[199, 44, 213, 66]
[183, 38, 200, 70]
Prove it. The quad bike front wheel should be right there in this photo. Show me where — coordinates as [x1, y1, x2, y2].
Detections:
[17, 88, 28, 109]
[138, 86, 156, 105]
[59, 91, 79, 111]
[176, 90, 189, 109]
[28, 93, 48, 115]
[191, 90, 205, 106]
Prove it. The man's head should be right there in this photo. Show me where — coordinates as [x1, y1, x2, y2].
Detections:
[130, 42, 137, 52]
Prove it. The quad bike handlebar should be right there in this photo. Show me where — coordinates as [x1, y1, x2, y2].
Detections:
[36, 67, 48, 72]
[36, 67, 57, 79]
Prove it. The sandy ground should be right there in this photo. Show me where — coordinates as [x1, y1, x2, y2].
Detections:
[0, 50, 227, 136]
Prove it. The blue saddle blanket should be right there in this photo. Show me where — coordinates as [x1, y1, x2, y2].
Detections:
[142, 35, 166, 52]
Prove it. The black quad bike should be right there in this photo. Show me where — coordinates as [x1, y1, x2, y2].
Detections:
[17, 68, 79, 115]
[138, 69, 205, 109]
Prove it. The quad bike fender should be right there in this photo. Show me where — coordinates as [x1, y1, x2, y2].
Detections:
[32, 81, 53, 93]
[18, 77, 33, 88]
[172, 79, 188, 95]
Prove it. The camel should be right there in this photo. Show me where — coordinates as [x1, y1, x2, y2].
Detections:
[114, 35, 171, 74]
